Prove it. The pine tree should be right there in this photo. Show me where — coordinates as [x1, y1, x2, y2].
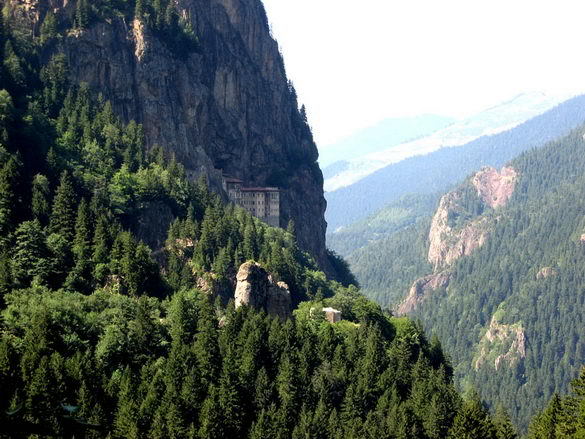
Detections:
[0, 89, 14, 145]
[193, 295, 220, 385]
[527, 394, 561, 439]
[0, 156, 19, 248]
[153, 0, 165, 31]
[3, 41, 26, 89]
[0, 336, 17, 413]
[66, 199, 93, 292]
[12, 220, 50, 286]
[0, 250, 12, 300]
[49, 171, 77, 242]
[31, 174, 51, 224]
[40, 53, 69, 117]
[24, 354, 62, 433]
[0, 11, 5, 52]
[135, 0, 145, 19]
[75, 0, 90, 30]
[218, 348, 244, 437]
[292, 404, 314, 439]
[448, 391, 496, 439]
[493, 405, 518, 439]
[242, 221, 258, 261]
[276, 352, 300, 427]
[40, 12, 58, 44]
[249, 407, 276, 439]
[198, 386, 223, 439]
[114, 368, 140, 438]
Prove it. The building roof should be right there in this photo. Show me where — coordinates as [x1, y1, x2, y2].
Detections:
[224, 177, 244, 183]
[241, 187, 280, 192]
[322, 307, 341, 314]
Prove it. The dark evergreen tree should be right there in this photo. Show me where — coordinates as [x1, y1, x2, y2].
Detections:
[448, 392, 496, 439]
[0, 156, 19, 248]
[12, 220, 50, 286]
[40, 12, 58, 44]
[3, 41, 26, 89]
[66, 199, 93, 292]
[49, 171, 77, 242]
[75, 0, 90, 30]
[493, 405, 518, 439]
[31, 174, 51, 224]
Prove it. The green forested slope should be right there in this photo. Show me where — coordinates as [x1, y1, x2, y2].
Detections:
[527, 367, 585, 438]
[355, 126, 585, 430]
[347, 218, 433, 307]
[327, 193, 439, 257]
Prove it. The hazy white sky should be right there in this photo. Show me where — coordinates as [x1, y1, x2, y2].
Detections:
[261, 0, 585, 147]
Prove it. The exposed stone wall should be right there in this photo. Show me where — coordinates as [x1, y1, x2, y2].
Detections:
[472, 166, 518, 209]
[428, 192, 491, 270]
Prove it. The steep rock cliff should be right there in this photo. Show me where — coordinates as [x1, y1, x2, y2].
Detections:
[472, 166, 517, 208]
[396, 271, 451, 315]
[10, 0, 330, 271]
[427, 191, 491, 270]
[428, 166, 517, 269]
[397, 166, 518, 314]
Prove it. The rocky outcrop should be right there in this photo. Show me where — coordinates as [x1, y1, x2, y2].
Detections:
[472, 167, 518, 208]
[428, 191, 491, 269]
[9, 0, 331, 272]
[428, 167, 517, 270]
[234, 262, 291, 318]
[536, 266, 558, 279]
[396, 271, 451, 315]
[474, 316, 526, 371]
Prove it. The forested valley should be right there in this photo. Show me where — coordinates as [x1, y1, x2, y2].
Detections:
[347, 123, 585, 432]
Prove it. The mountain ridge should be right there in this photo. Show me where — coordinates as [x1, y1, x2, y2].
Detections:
[326, 93, 585, 231]
[319, 114, 454, 169]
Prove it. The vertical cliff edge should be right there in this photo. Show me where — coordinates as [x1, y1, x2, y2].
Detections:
[8, 0, 331, 271]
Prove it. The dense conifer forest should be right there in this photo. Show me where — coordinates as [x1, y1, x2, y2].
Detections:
[0, 2, 529, 437]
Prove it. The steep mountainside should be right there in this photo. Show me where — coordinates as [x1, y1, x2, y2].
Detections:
[8, 0, 330, 270]
[326, 94, 585, 230]
[354, 127, 585, 429]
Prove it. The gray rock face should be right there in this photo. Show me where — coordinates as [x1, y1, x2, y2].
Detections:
[235, 262, 291, 318]
[12, 0, 330, 272]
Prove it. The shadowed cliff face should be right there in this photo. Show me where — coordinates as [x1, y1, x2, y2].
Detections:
[12, 0, 330, 270]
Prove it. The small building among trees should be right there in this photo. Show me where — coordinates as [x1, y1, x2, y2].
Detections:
[322, 307, 342, 323]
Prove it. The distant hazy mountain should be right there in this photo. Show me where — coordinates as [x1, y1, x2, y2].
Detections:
[324, 92, 575, 192]
[318, 114, 454, 169]
[325, 93, 585, 231]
